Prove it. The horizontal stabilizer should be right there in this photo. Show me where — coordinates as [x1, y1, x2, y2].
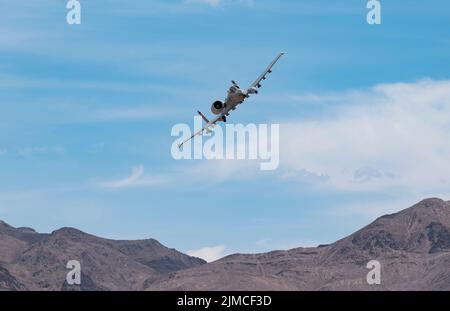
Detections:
[197, 111, 210, 123]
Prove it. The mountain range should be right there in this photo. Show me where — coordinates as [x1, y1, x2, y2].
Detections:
[0, 221, 205, 290]
[1, 198, 450, 290]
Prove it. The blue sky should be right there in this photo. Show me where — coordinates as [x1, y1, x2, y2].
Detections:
[1, 0, 450, 261]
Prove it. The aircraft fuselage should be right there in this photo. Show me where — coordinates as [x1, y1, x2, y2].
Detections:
[222, 85, 247, 115]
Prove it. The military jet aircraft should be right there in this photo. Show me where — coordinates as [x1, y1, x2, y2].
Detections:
[178, 52, 285, 149]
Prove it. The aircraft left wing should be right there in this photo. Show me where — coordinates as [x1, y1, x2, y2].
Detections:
[178, 114, 223, 149]
[249, 52, 285, 90]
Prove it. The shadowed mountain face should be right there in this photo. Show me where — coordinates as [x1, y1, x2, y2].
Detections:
[147, 198, 450, 291]
[1, 198, 450, 291]
[0, 222, 205, 290]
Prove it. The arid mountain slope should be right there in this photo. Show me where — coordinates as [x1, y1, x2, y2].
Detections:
[147, 198, 450, 291]
[0, 221, 205, 290]
[2, 198, 450, 291]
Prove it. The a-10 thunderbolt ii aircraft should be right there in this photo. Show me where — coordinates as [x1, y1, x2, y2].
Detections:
[178, 52, 285, 149]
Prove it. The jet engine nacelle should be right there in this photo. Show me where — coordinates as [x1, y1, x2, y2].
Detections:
[211, 100, 224, 115]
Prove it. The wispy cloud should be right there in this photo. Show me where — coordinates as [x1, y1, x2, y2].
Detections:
[187, 245, 228, 262]
[105, 0, 255, 15]
[17, 146, 65, 156]
[184, 0, 221, 6]
[90, 106, 175, 122]
[0, 74, 175, 93]
[99, 165, 168, 189]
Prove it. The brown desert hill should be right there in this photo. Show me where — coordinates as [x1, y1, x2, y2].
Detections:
[0, 221, 205, 290]
[2, 198, 450, 291]
[147, 198, 450, 291]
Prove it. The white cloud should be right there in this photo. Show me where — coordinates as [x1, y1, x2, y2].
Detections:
[187, 245, 227, 262]
[95, 79, 450, 200]
[280, 79, 450, 195]
[99, 165, 167, 189]
[91, 106, 174, 122]
[0, 74, 173, 93]
[103, 0, 253, 16]
[183, 0, 256, 8]
[185, 0, 221, 6]
[17, 146, 64, 156]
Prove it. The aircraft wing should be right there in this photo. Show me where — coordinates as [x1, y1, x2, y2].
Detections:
[250, 52, 285, 90]
[178, 114, 223, 149]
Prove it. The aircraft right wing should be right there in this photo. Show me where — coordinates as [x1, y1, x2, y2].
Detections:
[249, 52, 285, 90]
